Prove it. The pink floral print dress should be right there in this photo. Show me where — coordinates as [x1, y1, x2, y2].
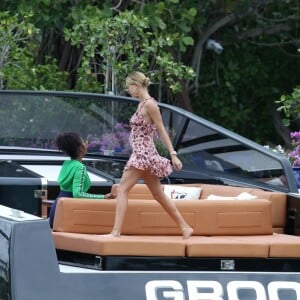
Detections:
[124, 98, 173, 178]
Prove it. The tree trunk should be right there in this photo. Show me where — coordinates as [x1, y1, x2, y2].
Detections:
[176, 83, 193, 112]
[270, 105, 291, 146]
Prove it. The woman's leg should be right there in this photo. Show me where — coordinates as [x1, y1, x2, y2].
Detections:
[109, 167, 143, 236]
[143, 174, 193, 239]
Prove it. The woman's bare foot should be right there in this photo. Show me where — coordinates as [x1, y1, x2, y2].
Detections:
[101, 229, 121, 237]
[101, 233, 119, 237]
[182, 227, 193, 239]
[110, 229, 121, 237]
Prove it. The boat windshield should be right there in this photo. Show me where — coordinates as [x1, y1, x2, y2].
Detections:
[0, 91, 296, 193]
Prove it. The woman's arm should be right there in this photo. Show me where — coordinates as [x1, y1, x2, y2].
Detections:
[146, 101, 182, 171]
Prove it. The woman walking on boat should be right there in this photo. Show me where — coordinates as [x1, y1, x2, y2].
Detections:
[107, 71, 193, 239]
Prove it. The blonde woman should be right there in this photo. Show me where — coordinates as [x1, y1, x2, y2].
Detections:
[107, 71, 193, 239]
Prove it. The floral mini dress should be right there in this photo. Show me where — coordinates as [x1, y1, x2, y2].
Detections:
[124, 98, 173, 178]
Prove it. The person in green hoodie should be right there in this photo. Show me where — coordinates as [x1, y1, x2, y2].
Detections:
[49, 132, 115, 227]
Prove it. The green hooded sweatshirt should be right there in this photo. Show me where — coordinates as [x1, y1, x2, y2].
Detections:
[58, 159, 104, 199]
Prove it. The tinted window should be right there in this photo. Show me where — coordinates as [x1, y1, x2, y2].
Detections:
[160, 106, 288, 192]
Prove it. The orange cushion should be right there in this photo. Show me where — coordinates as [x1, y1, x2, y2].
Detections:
[53, 198, 273, 236]
[53, 232, 186, 256]
[186, 236, 269, 258]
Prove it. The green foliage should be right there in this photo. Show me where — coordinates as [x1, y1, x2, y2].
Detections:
[0, 11, 38, 88]
[191, 0, 300, 144]
[139, 1, 197, 52]
[64, 8, 195, 94]
[74, 68, 102, 93]
[3, 55, 69, 90]
[195, 37, 299, 144]
[277, 86, 300, 126]
[0, 11, 69, 90]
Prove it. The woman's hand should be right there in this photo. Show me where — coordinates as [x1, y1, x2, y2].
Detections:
[171, 156, 183, 171]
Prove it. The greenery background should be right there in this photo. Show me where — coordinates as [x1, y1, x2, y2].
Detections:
[0, 0, 299, 149]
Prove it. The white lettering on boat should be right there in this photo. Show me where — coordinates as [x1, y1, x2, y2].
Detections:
[145, 280, 300, 300]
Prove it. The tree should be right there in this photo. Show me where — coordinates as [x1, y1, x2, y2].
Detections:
[64, 5, 195, 96]
[0, 10, 69, 90]
[0, 11, 37, 89]
[277, 86, 300, 127]
[183, 0, 300, 145]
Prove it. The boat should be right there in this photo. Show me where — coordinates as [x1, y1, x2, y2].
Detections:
[0, 90, 299, 300]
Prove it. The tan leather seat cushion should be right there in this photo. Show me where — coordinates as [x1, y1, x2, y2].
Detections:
[53, 198, 272, 236]
[186, 236, 269, 258]
[222, 234, 300, 258]
[51, 184, 292, 258]
[112, 183, 287, 230]
[250, 190, 286, 228]
[53, 232, 186, 256]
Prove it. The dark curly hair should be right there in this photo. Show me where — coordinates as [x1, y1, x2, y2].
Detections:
[55, 132, 83, 159]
